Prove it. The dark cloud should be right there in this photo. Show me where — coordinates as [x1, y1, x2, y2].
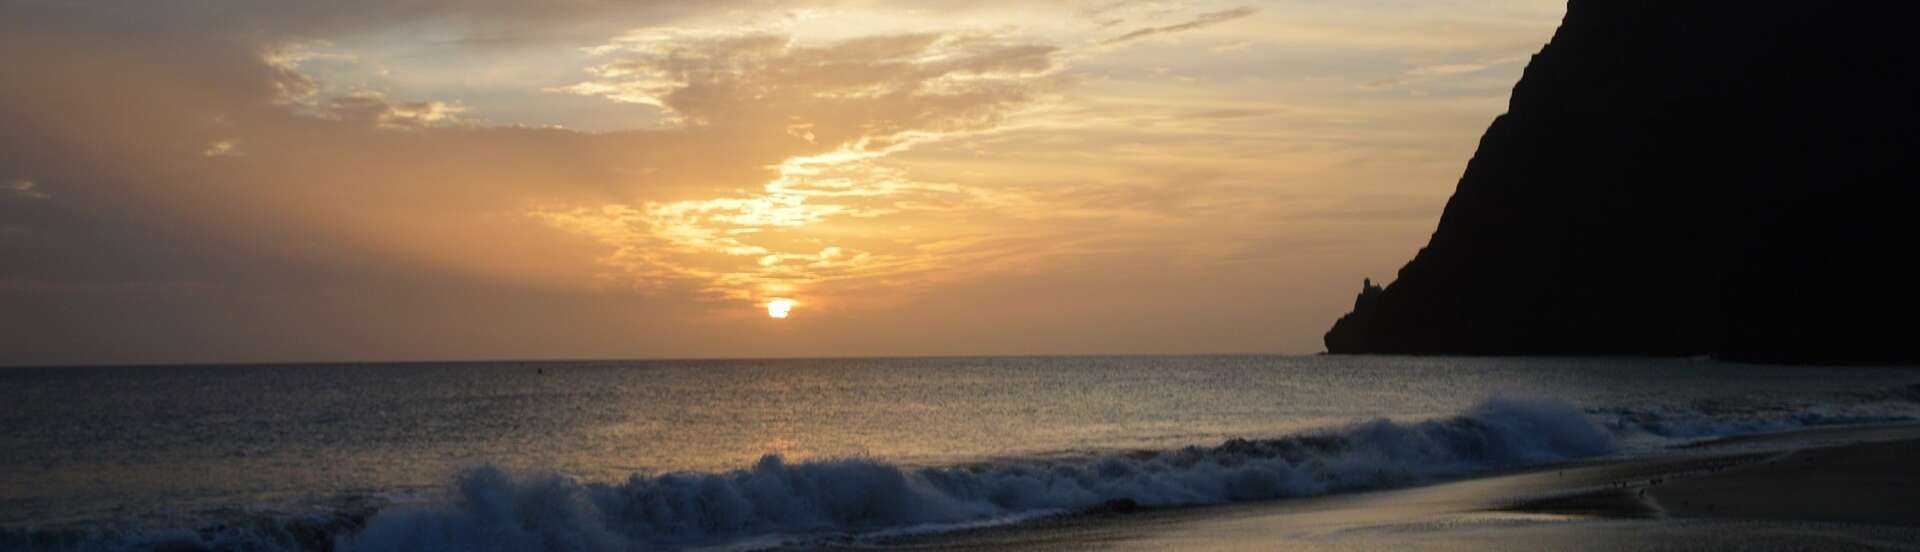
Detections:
[0, 0, 739, 47]
[0, 2, 731, 363]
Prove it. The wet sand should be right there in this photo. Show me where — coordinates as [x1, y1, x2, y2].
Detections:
[1645, 438, 1920, 527]
[872, 424, 1920, 550]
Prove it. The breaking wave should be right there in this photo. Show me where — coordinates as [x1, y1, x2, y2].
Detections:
[3, 397, 1613, 551]
[9, 391, 1916, 552]
[339, 397, 1609, 551]
[1588, 388, 1920, 444]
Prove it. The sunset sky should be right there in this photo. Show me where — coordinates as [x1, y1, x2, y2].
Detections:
[0, 0, 1566, 365]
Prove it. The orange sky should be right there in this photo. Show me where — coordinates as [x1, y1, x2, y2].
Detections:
[0, 1, 1565, 365]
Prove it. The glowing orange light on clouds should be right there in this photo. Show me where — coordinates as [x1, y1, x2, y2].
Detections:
[766, 298, 796, 319]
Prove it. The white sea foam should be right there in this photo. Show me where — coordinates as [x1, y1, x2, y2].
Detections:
[1589, 397, 1920, 449]
[335, 397, 1614, 551]
[8, 393, 1914, 552]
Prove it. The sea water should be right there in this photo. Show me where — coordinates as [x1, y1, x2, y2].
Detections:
[2, 356, 1917, 550]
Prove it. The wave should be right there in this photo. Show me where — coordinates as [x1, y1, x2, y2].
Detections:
[331, 397, 1610, 551]
[9, 392, 1915, 552]
[1589, 387, 1920, 443]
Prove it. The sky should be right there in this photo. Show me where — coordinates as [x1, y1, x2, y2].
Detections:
[0, 0, 1567, 366]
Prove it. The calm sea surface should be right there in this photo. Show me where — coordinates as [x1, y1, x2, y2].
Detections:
[2, 355, 1917, 547]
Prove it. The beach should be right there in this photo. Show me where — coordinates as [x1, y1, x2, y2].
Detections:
[11, 0, 1920, 549]
[4, 358, 1917, 551]
[883, 424, 1920, 550]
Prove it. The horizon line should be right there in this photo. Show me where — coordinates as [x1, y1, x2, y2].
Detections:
[0, 351, 1320, 370]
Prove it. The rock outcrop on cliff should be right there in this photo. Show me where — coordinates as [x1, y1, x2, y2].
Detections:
[1324, 0, 1919, 364]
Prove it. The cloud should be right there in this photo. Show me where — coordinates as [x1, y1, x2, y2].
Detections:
[528, 30, 1069, 303]
[320, 92, 469, 129]
[0, 0, 1570, 364]
[203, 141, 243, 157]
[1407, 63, 1492, 77]
[1362, 56, 1531, 90]
[7, 0, 1073, 341]
[3, 1, 740, 48]
[558, 31, 1062, 147]
[3, 179, 48, 200]
[1, 2, 816, 362]
[1103, 6, 1257, 45]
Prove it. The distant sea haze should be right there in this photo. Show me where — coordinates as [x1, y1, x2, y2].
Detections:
[4, 356, 1918, 550]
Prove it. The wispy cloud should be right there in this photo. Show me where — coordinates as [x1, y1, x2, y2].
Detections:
[1362, 55, 1532, 90]
[3, 179, 48, 200]
[1103, 7, 1257, 45]
[0, 0, 1568, 362]
[540, 30, 1066, 306]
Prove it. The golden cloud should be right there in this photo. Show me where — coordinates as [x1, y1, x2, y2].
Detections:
[537, 30, 1069, 307]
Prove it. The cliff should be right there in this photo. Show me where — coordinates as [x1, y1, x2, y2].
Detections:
[1324, 0, 1920, 364]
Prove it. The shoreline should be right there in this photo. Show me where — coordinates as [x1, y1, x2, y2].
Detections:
[1639, 440, 1920, 527]
[874, 423, 1920, 550]
[10, 418, 1917, 551]
[1507, 422, 1920, 528]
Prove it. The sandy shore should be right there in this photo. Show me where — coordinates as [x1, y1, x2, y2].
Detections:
[1644, 438, 1920, 527]
[873, 424, 1920, 550]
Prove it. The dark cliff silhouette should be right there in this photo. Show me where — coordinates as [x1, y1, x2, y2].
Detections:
[1325, 0, 1919, 364]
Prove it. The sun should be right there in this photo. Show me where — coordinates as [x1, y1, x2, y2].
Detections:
[766, 298, 795, 319]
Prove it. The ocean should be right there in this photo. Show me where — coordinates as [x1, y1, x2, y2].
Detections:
[3, 356, 1917, 550]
